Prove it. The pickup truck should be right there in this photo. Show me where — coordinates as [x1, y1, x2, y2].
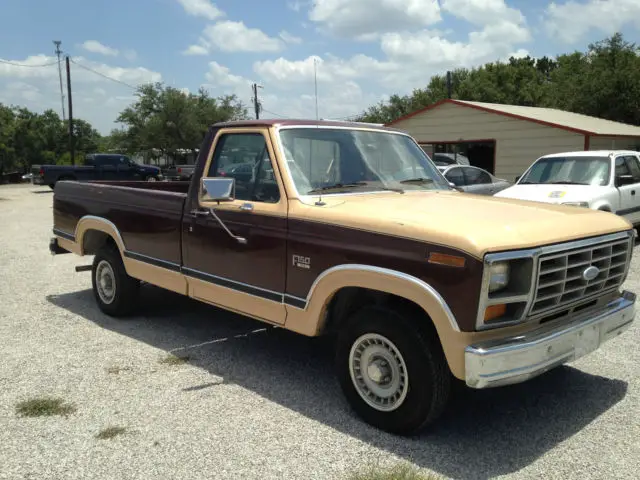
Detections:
[33, 153, 163, 189]
[495, 150, 640, 226]
[49, 120, 636, 435]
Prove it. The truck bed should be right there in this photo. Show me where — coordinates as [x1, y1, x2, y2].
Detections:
[53, 180, 188, 266]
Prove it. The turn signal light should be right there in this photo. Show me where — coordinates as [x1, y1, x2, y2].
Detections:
[427, 252, 466, 268]
[484, 304, 507, 322]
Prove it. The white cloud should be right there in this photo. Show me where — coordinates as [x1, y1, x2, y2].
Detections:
[287, 1, 306, 12]
[123, 49, 138, 61]
[183, 44, 208, 55]
[545, 0, 640, 43]
[279, 30, 303, 44]
[309, 0, 442, 39]
[176, 0, 224, 20]
[205, 61, 252, 88]
[81, 40, 119, 57]
[442, 0, 525, 26]
[201, 21, 283, 52]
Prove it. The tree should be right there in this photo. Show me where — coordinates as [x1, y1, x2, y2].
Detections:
[116, 83, 248, 162]
[0, 103, 101, 175]
[355, 33, 639, 127]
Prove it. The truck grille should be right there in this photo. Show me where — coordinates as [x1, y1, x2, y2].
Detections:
[531, 237, 631, 315]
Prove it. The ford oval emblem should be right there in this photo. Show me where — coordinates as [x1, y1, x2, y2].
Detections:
[582, 265, 600, 281]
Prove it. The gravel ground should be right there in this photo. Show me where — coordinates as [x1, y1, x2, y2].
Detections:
[0, 183, 639, 480]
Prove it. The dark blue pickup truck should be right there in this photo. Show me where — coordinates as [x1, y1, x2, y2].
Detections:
[32, 153, 163, 189]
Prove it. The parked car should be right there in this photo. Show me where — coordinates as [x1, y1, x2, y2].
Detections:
[32, 153, 163, 189]
[49, 120, 636, 435]
[495, 150, 640, 226]
[432, 152, 470, 166]
[164, 164, 195, 181]
[437, 165, 511, 195]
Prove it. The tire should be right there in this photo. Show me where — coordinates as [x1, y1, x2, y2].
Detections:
[91, 245, 140, 316]
[335, 306, 451, 435]
[145, 175, 157, 182]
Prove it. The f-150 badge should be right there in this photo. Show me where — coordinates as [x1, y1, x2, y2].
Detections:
[293, 255, 311, 269]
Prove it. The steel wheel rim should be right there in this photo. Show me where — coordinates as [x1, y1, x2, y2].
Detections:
[349, 333, 409, 412]
[95, 260, 116, 304]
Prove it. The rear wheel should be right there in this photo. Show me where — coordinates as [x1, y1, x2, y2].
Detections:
[91, 245, 140, 316]
[335, 306, 451, 435]
[145, 175, 158, 182]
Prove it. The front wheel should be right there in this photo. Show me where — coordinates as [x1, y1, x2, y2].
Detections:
[335, 306, 451, 435]
[91, 245, 140, 316]
[145, 175, 158, 182]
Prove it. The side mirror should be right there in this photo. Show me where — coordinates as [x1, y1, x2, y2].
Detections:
[515, 175, 521, 182]
[201, 177, 235, 202]
[616, 174, 635, 187]
[449, 182, 463, 192]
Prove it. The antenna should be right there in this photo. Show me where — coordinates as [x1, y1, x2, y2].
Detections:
[313, 58, 319, 121]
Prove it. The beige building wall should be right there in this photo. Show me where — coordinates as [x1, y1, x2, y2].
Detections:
[392, 102, 584, 182]
[589, 136, 640, 151]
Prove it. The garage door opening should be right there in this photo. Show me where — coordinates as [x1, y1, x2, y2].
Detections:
[420, 140, 496, 174]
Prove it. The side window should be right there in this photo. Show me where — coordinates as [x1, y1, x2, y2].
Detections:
[208, 133, 280, 203]
[615, 157, 631, 178]
[463, 167, 491, 185]
[445, 167, 465, 186]
[624, 156, 640, 182]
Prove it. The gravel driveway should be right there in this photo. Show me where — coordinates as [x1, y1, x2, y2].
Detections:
[1, 183, 639, 480]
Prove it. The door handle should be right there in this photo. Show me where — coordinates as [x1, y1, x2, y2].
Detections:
[631, 190, 635, 195]
[190, 208, 210, 217]
[239, 202, 253, 212]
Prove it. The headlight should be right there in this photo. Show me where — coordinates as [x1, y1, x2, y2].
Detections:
[562, 201, 589, 207]
[488, 262, 509, 292]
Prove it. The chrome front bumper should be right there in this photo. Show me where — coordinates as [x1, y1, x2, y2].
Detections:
[465, 290, 636, 388]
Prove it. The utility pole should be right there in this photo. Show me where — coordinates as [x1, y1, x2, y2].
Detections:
[252, 83, 262, 119]
[65, 56, 75, 165]
[53, 41, 66, 121]
[446, 70, 452, 99]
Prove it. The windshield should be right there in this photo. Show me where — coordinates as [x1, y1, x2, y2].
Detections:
[519, 156, 610, 186]
[277, 128, 450, 195]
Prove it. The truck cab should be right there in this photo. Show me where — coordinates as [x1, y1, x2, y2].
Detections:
[495, 150, 640, 225]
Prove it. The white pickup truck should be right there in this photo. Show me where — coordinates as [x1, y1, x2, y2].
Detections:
[495, 150, 640, 226]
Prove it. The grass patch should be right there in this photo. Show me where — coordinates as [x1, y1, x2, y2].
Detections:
[159, 354, 190, 366]
[96, 426, 127, 440]
[346, 464, 439, 480]
[106, 366, 132, 374]
[15, 396, 76, 418]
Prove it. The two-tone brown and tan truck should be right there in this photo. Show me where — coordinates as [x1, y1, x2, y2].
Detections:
[50, 119, 637, 435]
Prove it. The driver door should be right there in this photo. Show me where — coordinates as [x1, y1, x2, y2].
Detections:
[182, 128, 288, 325]
[614, 155, 640, 224]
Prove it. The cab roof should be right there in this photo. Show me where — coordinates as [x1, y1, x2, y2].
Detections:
[211, 118, 402, 132]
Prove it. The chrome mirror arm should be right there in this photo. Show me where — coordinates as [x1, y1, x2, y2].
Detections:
[208, 207, 247, 245]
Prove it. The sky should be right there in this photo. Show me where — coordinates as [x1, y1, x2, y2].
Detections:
[1, 0, 639, 134]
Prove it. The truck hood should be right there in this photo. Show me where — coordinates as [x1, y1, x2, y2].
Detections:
[292, 190, 632, 259]
[494, 183, 607, 204]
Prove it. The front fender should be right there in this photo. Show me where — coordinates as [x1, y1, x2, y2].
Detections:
[283, 264, 462, 373]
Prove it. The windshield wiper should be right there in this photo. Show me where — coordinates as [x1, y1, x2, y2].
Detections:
[399, 177, 434, 185]
[549, 181, 590, 185]
[307, 182, 369, 194]
[307, 181, 404, 194]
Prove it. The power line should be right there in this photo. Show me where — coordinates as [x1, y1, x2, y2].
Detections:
[260, 108, 287, 118]
[0, 58, 58, 67]
[69, 58, 138, 89]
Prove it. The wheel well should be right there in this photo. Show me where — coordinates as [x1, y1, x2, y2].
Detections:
[321, 287, 435, 337]
[82, 229, 117, 255]
[598, 206, 611, 212]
